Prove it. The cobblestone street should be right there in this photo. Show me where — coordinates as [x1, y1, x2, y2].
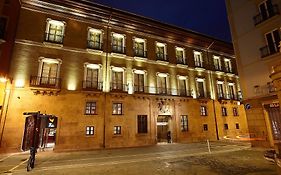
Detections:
[0, 142, 277, 175]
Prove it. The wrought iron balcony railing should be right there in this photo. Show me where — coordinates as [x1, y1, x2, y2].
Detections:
[110, 83, 128, 92]
[30, 76, 61, 89]
[194, 61, 204, 68]
[156, 53, 168, 61]
[177, 58, 188, 65]
[260, 45, 279, 58]
[253, 4, 279, 25]
[87, 40, 103, 50]
[197, 91, 211, 99]
[112, 45, 126, 54]
[44, 33, 64, 44]
[134, 49, 147, 58]
[82, 81, 103, 91]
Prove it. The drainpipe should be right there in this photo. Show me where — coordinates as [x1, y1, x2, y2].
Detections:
[103, 10, 113, 148]
[206, 41, 219, 140]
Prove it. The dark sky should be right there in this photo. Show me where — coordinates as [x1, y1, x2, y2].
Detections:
[92, 0, 232, 42]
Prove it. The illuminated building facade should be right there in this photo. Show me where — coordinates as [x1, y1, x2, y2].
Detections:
[226, 0, 281, 147]
[0, 0, 248, 152]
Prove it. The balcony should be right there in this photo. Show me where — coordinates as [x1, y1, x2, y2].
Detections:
[194, 61, 204, 68]
[134, 49, 147, 58]
[44, 33, 64, 44]
[223, 66, 233, 74]
[30, 76, 61, 89]
[134, 85, 149, 93]
[82, 81, 103, 91]
[177, 58, 187, 65]
[213, 64, 223, 72]
[156, 53, 168, 62]
[112, 45, 126, 54]
[260, 45, 279, 58]
[253, 5, 279, 26]
[87, 40, 103, 50]
[110, 83, 128, 92]
[197, 91, 211, 99]
[177, 89, 192, 97]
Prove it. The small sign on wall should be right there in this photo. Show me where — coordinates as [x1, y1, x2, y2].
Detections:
[245, 103, 251, 110]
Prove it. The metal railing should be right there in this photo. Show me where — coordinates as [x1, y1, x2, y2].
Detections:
[177, 58, 187, 65]
[44, 33, 64, 44]
[260, 45, 279, 58]
[30, 76, 61, 89]
[82, 81, 103, 91]
[134, 49, 147, 58]
[194, 61, 204, 68]
[156, 53, 168, 61]
[197, 91, 211, 99]
[253, 5, 279, 25]
[112, 45, 126, 54]
[87, 40, 103, 50]
[110, 83, 128, 92]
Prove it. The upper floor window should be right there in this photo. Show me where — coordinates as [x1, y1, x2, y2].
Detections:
[224, 58, 232, 73]
[213, 56, 222, 71]
[111, 67, 126, 91]
[228, 83, 236, 100]
[83, 63, 102, 90]
[157, 73, 169, 95]
[176, 47, 186, 65]
[194, 51, 203, 67]
[87, 28, 102, 50]
[203, 124, 208, 131]
[86, 126, 94, 136]
[137, 115, 148, 133]
[156, 42, 167, 61]
[45, 19, 65, 44]
[30, 57, 62, 89]
[178, 76, 189, 96]
[262, 29, 281, 57]
[224, 124, 229, 130]
[133, 70, 146, 93]
[196, 78, 206, 98]
[112, 33, 125, 54]
[0, 17, 7, 39]
[217, 81, 225, 99]
[134, 38, 146, 58]
[254, 0, 279, 25]
[233, 107, 239, 116]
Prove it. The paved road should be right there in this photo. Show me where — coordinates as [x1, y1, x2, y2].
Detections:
[0, 142, 277, 175]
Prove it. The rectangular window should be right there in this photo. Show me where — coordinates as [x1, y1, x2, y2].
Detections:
[157, 76, 167, 94]
[85, 102, 96, 115]
[181, 115, 188, 131]
[203, 124, 208, 131]
[213, 56, 221, 70]
[197, 80, 205, 98]
[85, 67, 99, 89]
[40, 61, 59, 85]
[224, 124, 229, 130]
[265, 29, 280, 55]
[112, 103, 123, 115]
[0, 17, 7, 39]
[156, 42, 166, 60]
[134, 38, 146, 57]
[134, 73, 144, 92]
[194, 51, 203, 67]
[222, 107, 227, 116]
[224, 59, 232, 73]
[236, 123, 240, 129]
[114, 126, 122, 135]
[178, 79, 187, 96]
[228, 84, 235, 99]
[176, 47, 185, 65]
[112, 70, 123, 90]
[217, 83, 224, 99]
[200, 106, 207, 116]
[112, 33, 125, 54]
[233, 107, 239, 116]
[137, 115, 148, 133]
[86, 126, 94, 135]
[88, 28, 102, 50]
[45, 19, 65, 44]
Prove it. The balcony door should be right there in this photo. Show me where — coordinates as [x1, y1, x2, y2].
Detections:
[112, 71, 123, 90]
[134, 73, 144, 92]
[158, 76, 167, 94]
[259, 0, 274, 20]
[217, 83, 224, 99]
[197, 81, 205, 98]
[41, 62, 58, 85]
[178, 79, 187, 96]
[86, 68, 99, 89]
[266, 29, 280, 55]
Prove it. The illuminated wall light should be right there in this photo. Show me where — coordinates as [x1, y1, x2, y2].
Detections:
[134, 70, 145, 74]
[112, 67, 124, 72]
[67, 83, 76, 91]
[178, 76, 187, 80]
[112, 33, 124, 39]
[0, 77, 8, 83]
[89, 28, 102, 34]
[134, 38, 145, 43]
[15, 79, 25, 88]
[157, 73, 168, 77]
[87, 64, 100, 69]
[156, 42, 165, 47]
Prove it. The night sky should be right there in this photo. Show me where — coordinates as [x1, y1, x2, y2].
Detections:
[92, 0, 232, 43]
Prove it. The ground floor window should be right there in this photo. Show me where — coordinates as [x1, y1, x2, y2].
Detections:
[180, 115, 188, 131]
[114, 126, 121, 135]
[236, 123, 240, 129]
[233, 107, 239, 116]
[113, 103, 123, 115]
[224, 124, 228, 130]
[86, 126, 94, 135]
[137, 115, 148, 133]
[222, 107, 227, 116]
[200, 106, 207, 116]
[85, 102, 96, 115]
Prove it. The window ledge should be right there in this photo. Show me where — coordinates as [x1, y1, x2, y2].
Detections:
[43, 42, 63, 48]
[112, 135, 123, 138]
[156, 60, 169, 65]
[111, 52, 126, 58]
[136, 133, 148, 136]
[86, 48, 103, 55]
[134, 56, 147, 61]
[226, 73, 235, 77]
[195, 67, 205, 71]
[176, 64, 188, 68]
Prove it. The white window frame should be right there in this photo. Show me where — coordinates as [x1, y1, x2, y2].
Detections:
[156, 42, 167, 60]
[133, 37, 147, 57]
[195, 78, 206, 98]
[265, 28, 280, 53]
[224, 58, 232, 73]
[112, 32, 126, 52]
[213, 55, 221, 70]
[193, 50, 203, 67]
[156, 72, 169, 94]
[45, 18, 66, 43]
[110, 66, 126, 91]
[176, 47, 186, 64]
[83, 63, 102, 89]
[177, 75, 189, 96]
[87, 28, 103, 49]
[133, 69, 147, 93]
[37, 57, 62, 79]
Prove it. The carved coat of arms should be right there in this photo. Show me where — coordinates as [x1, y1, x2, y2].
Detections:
[158, 100, 170, 113]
